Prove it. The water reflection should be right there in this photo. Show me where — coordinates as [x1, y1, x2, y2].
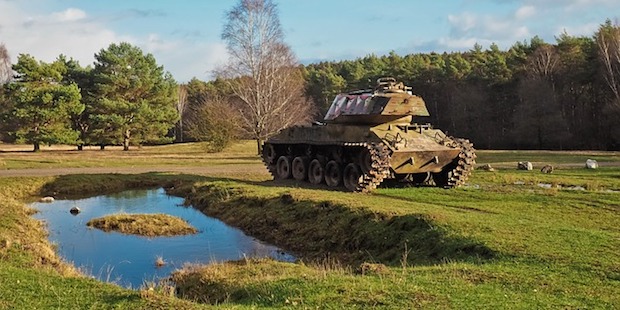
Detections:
[31, 188, 294, 288]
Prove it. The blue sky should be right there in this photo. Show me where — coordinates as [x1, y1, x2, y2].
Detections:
[0, 0, 618, 82]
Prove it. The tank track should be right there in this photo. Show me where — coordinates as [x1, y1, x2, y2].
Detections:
[354, 143, 391, 193]
[261, 142, 391, 193]
[433, 137, 476, 188]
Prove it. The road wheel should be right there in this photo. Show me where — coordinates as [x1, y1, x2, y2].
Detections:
[276, 156, 292, 179]
[325, 160, 342, 187]
[308, 159, 325, 185]
[359, 150, 373, 174]
[434, 137, 476, 188]
[432, 168, 452, 188]
[263, 143, 277, 164]
[292, 156, 309, 181]
[343, 163, 362, 191]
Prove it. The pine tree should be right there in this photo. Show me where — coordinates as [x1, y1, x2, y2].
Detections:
[90, 42, 178, 151]
[6, 54, 84, 151]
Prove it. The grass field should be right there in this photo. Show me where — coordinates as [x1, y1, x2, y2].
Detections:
[1, 141, 619, 171]
[0, 141, 618, 309]
[0, 142, 260, 170]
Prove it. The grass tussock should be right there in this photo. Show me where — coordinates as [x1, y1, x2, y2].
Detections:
[0, 179, 79, 277]
[171, 258, 439, 308]
[171, 258, 318, 305]
[87, 213, 197, 237]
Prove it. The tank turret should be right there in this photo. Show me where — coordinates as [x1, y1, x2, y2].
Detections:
[262, 78, 476, 192]
[324, 77, 429, 125]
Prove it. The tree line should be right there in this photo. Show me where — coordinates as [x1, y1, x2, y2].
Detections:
[0, 42, 178, 151]
[176, 19, 620, 151]
[2, 11, 619, 152]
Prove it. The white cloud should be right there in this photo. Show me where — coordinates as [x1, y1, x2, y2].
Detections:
[0, 1, 131, 67]
[138, 34, 229, 81]
[447, 12, 531, 43]
[154, 42, 228, 81]
[437, 37, 491, 50]
[510, 0, 620, 14]
[515, 5, 536, 20]
[555, 22, 600, 37]
[407, 5, 540, 54]
[0, 1, 226, 82]
[448, 12, 478, 33]
[52, 8, 87, 22]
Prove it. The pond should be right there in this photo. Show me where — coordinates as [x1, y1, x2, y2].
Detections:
[31, 188, 294, 288]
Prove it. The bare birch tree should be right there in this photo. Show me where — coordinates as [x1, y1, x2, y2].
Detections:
[176, 84, 188, 142]
[528, 45, 559, 82]
[0, 43, 12, 85]
[596, 20, 620, 109]
[220, 0, 313, 154]
[0, 43, 12, 142]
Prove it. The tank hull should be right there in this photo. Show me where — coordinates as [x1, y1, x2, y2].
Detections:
[263, 122, 475, 192]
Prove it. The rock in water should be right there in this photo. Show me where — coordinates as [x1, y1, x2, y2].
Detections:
[39, 197, 55, 203]
[69, 206, 81, 215]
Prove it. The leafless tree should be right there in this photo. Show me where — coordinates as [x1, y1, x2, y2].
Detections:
[528, 45, 559, 82]
[0, 43, 12, 85]
[219, 0, 313, 154]
[176, 84, 188, 142]
[596, 20, 620, 109]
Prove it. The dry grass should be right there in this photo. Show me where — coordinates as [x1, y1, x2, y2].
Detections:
[0, 178, 80, 277]
[171, 258, 325, 305]
[155, 255, 166, 268]
[86, 213, 197, 237]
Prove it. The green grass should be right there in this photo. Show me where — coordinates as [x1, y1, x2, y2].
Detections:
[2, 141, 618, 171]
[0, 265, 142, 309]
[161, 163, 619, 308]
[476, 149, 620, 167]
[0, 143, 619, 308]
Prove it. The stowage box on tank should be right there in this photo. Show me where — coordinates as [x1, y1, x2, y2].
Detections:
[262, 77, 476, 192]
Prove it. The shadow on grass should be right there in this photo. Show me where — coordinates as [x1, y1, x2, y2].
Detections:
[39, 173, 495, 267]
[180, 180, 496, 267]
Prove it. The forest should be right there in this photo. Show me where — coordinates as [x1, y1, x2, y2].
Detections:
[1, 20, 620, 151]
[302, 21, 620, 151]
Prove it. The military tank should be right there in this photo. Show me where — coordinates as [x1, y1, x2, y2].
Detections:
[262, 77, 476, 192]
